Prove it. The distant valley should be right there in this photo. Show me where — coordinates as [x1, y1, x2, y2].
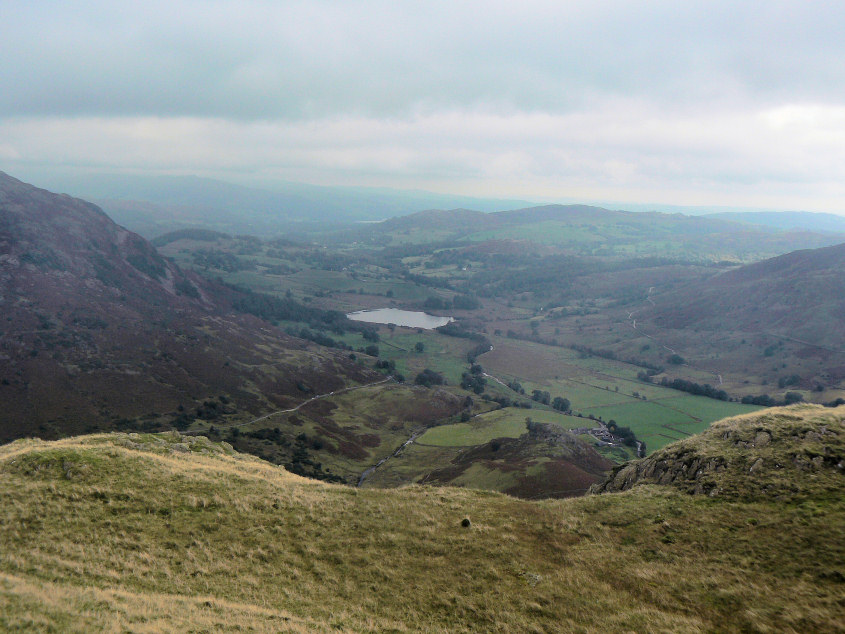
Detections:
[3, 170, 845, 631]
[3, 170, 845, 497]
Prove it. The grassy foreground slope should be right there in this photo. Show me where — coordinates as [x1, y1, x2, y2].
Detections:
[1, 407, 844, 632]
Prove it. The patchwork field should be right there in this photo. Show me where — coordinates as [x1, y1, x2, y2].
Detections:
[480, 337, 760, 452]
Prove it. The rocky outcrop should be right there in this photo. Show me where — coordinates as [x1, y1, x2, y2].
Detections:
[593, 405, 845, 500]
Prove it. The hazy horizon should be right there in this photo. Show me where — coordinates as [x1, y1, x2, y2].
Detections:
[3, 2, 845, 215]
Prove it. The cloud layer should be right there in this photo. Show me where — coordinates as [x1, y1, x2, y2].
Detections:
[3, 1, 845, 211]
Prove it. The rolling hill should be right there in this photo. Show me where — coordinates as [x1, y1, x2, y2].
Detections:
[0, 405, 842, 631]
[368, 204, 845, 261]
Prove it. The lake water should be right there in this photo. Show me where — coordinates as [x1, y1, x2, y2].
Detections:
[347, 308, 454, 329]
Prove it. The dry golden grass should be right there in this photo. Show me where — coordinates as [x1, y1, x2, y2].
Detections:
[1, 414, 843, 632]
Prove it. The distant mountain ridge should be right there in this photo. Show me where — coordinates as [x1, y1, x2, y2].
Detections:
[18, 172, 534, 237]
[704, 210, 845, 234]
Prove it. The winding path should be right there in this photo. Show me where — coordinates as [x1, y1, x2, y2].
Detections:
[625, 287, 725, 386]
[184, 377, 394, 435]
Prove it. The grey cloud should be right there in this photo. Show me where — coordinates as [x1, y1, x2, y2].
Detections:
[3, 1, 845, 120]
[3, 1, 845, 213]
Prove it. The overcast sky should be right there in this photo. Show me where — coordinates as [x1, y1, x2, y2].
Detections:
[3, 1, 845, 212]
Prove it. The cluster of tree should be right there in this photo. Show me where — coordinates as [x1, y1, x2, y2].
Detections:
[504, 328, 558, 347]
[266, 237, 303, 249]
[437, 252, 585, 298]
[763, 341, 784, 357]
[467, 338, 493, 363]
[263, 262, 298, 275]
[435, 323, 492, 363]
[527, 390, 570, 412]
[244, 426, 287, 444]
[741, 392, 803, 406]
[606, 420, 643, 451]
[216, 427, 345, 483]
[531, 390, 550, 405]
[287, 327, 342, 349]
[552, 396, 571, 412]
[507, 380, 525, 394]
[191, 249, 253, 273]
[572, 344, 664, 372]
[659, 377, 729, 401]
[285, 434, 346, 483]
[415, 368, 445, 388]
[227, 284, 377, 340]
[460, 364, 487, 394]
[437, 323, 483, 340]
[400, 270, 452, 289]
[231, 235, 263, 255]
[151, 228, 230, 247]
[285, 248, 369, 272]
[432, 251, 687, 301]
[486, 394, 532, 409]
[374, 358, 393, 371]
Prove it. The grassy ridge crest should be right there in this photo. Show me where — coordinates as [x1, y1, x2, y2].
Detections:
[1, 410, 844, 632]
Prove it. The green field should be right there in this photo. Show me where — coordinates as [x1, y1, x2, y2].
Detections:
[479, 336, 762, 453]
[583, 397, 760, 452]
[418, 410, 527, 446]
[417, 407, 582, 447]
[371, 329, 477, 384]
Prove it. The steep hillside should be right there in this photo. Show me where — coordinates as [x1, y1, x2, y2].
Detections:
[0, 172, 378, 442]
[1, 406, 843, 631]
[645, 242, 845, 350]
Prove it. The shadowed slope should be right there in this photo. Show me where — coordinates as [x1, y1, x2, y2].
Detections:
[645, 243, 845, 349]
[0, 172, 377, 441]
